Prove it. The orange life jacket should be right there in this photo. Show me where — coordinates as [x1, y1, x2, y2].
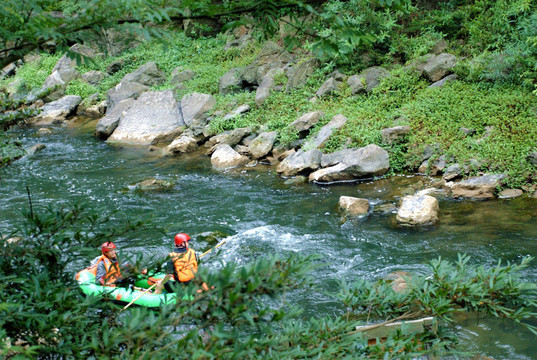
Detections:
[169, 248, 198, 282]
[86, 255, 122, 286]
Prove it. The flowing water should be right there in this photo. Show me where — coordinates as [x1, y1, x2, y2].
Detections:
[1, 118, 536, 359]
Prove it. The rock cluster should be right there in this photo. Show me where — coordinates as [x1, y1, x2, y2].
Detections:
[10, 40, 532, 231]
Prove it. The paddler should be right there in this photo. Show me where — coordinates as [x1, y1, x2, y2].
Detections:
[94, 241, 127, 286]
[154, 233, 208, 294]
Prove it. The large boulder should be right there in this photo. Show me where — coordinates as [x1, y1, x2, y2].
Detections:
[171, 68, 195, 85]
[95, 98, 135, 140]
[422, 53, 457, 82]
[442, 163, 462, 181]
[205, 127, 252, 148]
[223, 105, 250, 121]
[107, 90, 185, 145]
[166, 135, 198, 154]
[285, 58, 317, 91]
[450, 174, 506, 199]
[347, 66, 389, 94]
[42, 44, 98, 89]
[224, 34, 252, 50]
[82, 70, 106, 86]
[255, 69, 282, 106]
[310, 144, 389, 182]
[180, 93, 216, 127]
[304, 114, 347, 149]
[248, 131, 278, 159]
[315, 77, 340, 98]
[242, 41, 294, 86]
[381, 126, 411, 145]
[211, 144, 249, 169]
[339, 196, 369, 216]
[289, 111, 325, 133]
[106, 81, 149, 111]
[120, 62, 166, 87]
[32, 95, 81, 124]
[396, 195, 439, 226]
[219, 68, 243, 95]
[276, 149, 322, 176]
[429, 74, 457, 88]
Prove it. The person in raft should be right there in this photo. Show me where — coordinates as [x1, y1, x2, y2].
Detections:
[154, 233, 208, 294]
[94, 241, 127, 286]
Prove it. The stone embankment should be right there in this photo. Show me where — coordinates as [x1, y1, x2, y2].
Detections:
[11, 41, 535, 227]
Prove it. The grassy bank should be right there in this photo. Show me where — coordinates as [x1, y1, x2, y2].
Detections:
[2, 20, 536, 188]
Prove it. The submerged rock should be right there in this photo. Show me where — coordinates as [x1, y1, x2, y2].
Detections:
[133, 178, 175, 191]
[26, 144, 46, 155]
[384, 271, 412, 293]
[339, 196, 370, 216]
[283, 176, 307, 185]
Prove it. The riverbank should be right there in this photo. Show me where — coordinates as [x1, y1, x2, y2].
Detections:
[2, 28, 537, 195]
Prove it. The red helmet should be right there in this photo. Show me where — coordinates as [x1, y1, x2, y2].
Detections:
[101, 241, 116, 253]
[174, 233, 190, 246]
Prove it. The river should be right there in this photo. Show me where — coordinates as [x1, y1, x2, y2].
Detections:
[1, 118, 536, 359]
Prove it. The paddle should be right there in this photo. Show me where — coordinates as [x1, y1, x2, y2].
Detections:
[200, 240, 227, 259]
[120, 240, 227, 311]
[121, 283, 157, 311]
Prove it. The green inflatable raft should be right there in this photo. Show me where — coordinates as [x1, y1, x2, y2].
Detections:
[76, 269, 190, 308]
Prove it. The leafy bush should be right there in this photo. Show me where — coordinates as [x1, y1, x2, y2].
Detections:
[1, 54, 61, 92]
[1, 199, 536, 358]
[340, 254, 537, 335]
[65, 79, 98, 99]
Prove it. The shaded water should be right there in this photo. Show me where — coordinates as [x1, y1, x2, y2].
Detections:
[1, 119, 536, 359]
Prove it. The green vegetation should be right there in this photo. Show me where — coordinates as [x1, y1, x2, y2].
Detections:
[1, 203, 535, 358]
[1, 1, 537, 357]
[1, 1, 537, 185]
